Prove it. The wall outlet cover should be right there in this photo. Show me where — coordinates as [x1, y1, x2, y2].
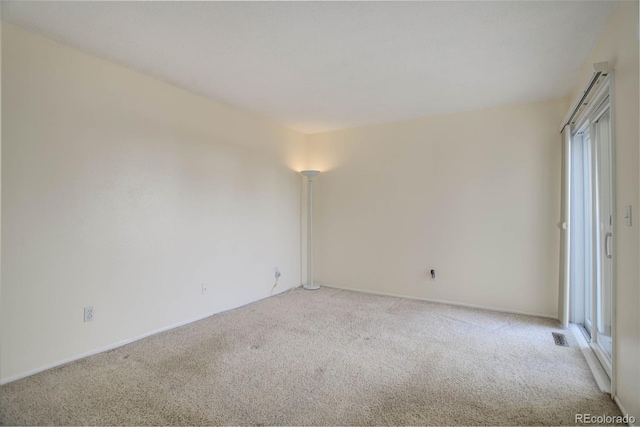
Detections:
[84, 306, 94, 322]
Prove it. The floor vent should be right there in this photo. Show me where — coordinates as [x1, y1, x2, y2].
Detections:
[552, 332, 568, 347]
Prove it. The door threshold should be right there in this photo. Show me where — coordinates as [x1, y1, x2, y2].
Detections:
[570, 324, 611, 393]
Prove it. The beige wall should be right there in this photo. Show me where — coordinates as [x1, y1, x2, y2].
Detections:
[308, 98, 567, 317]
[567, 1, 639, 419]
[1, 24, 307, 382]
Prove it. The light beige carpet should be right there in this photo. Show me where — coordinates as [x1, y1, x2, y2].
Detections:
[0, 287, 623, 426]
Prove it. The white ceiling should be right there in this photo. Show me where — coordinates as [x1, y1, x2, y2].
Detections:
[2, 1, 614, 134]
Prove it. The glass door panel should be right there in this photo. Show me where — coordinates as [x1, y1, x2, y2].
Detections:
[594, 109, 613, 362]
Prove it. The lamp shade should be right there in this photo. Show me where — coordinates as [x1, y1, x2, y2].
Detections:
[301, 170, 321, 179]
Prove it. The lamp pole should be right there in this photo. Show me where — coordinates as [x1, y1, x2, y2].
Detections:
[301, 170, 321, 290]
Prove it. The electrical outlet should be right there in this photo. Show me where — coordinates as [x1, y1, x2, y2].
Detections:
[201, 283, 208, 294]
[625, 205, 632, 226]
[84, 306, 94, 322]
[275, 267, 282, 280]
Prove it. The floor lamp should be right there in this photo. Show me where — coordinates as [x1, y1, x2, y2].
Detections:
[301, 170, 321, 290]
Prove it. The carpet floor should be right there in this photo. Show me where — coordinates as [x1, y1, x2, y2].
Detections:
[0, 287, 623, 426]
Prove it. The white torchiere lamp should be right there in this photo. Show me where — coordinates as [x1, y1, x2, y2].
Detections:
[301, 170, 321, 290]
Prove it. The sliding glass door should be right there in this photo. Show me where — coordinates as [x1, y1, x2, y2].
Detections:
[569, 97, 613, 378]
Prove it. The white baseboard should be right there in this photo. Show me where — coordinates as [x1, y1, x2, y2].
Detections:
[318, 283, 557, 320]
[0, 310, 217, 385]
[1, 287, 299, 386]
[0, 284, 556, 385]
[613, 396, 637, 426]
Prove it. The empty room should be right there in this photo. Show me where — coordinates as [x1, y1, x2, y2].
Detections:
[1, 1, 638, 426]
